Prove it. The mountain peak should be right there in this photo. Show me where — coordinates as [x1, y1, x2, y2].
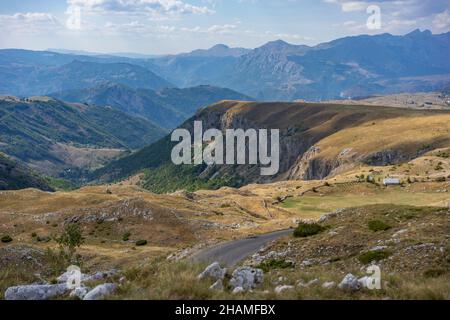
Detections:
[263, 39, 291, 48]
[406, 29, 432, 37]
[210, 44, 230, 50]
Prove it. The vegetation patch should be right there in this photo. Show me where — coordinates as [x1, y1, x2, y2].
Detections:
[293, 222, 325, 238]
[1, 235, 13, 243]
[141, 163, 242, 194]
[257, 259, 294, 272]
[135, 240, 148, 246]
[368, 220, 391, 232]
[122, 232, 131, 242]
[423, 269, 447, 278]
[358, 250, 392, 264]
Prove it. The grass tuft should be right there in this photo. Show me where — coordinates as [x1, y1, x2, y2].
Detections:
[293, 222, 325, 238]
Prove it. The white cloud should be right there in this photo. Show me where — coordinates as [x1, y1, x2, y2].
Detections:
[67, 0, 215, 20]
[0, 12, 62, 35]
[433, 9, 450, 30]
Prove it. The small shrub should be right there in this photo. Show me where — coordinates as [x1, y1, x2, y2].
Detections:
[135, 240, 148, 246]
[435, 177, 446, 182]
[293, 222, 325, 238]
[31, 232, 37, 238]
[358, 250, 391, 264]
[258, 259, 294, 272]
[423, 269, 446, 278]
[37, 236, 51, 243]
[368, 220, 391, 232]
[54, 223, 84, 265]
[1, 235, 13, 243]
[122, 232, 131, 242]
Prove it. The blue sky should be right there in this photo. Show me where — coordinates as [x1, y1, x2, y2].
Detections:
[0, 0, 449, 54]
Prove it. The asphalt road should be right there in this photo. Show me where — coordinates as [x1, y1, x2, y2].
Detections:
[190, 229, 293, 267]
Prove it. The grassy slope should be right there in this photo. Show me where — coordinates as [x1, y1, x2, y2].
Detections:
[0, 97, 165, 177]
[52, 83, 253, 130]
[0, 153, 53, 191]
[92, 100, 450, 192]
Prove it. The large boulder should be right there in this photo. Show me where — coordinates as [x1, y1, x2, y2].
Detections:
[70, 286, 90, 300]
[198, 262, 227, 281]
[275, 285, 294, 294]
[229, 267, 264, 291]
[5, 284, 69, 300]
[338, 274, 361, 292]
[83, 283, 117, 301]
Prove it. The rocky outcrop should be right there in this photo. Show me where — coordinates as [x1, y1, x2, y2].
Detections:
[338, 274, 361, 292]
[229, 267, 264, 291]
[83, 283, 117, 301]
[198, 262, 227, 281]
[5, 284, 70, 300]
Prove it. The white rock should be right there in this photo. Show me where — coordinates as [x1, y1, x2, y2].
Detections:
[306, 279, 320, 287]
[83, 283, 117, 300]
[5, 284, 69, 300]
[229, 267, 264, 291]
[370, 246, 388, 251]
[232, 287, 245, 294]
[297, 278, 320, 288]
[392, 229, 408, 238]
[275, 285, 295, 294]
[198, 262, 227, 281]
[209, 280, 223, 291]
[86, 270, 118, 281]
[338, 274, 361, 291]
[70, 286, 90, 299]
[322, 281, 336, 289]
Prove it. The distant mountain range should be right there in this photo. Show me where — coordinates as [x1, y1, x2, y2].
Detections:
[0, 96, 165, 177]
[0, 57, 172, 96]
[1, 29, 449, 101]
[51, 83, 252, 129]
[148, 30, 450, 100]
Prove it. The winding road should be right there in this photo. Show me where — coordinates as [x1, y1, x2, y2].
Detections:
[191, 229, 293, 267]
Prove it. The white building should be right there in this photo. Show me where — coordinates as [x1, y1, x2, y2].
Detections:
[383, 178, 401, 186]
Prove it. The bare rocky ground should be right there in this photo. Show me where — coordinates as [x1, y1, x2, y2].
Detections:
[1, 167, 449, 299]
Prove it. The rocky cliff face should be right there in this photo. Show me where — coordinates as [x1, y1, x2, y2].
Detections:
[94, 100, 450, 189]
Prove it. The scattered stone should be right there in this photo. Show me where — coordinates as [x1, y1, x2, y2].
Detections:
[209, 279, 223, 291]
[198, 262, 227, 281]
[370, 246, 388, 251]
[392, 229, 408, 238]
[301, 259, 314, 267]
[338, 274, 361, 292]
[229, 267, 264, 291]
[83, 283, 116, 301]
[275, 285, 295, 294]
[306, 279, 320, 287]
[232, 287, 244, 294]
[322, 281, 336, 289]
[70, 286, 90, 300]
[88, 270, 118, 281]
[297, 278, 320, 288]
[5, 284, 69, 300]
